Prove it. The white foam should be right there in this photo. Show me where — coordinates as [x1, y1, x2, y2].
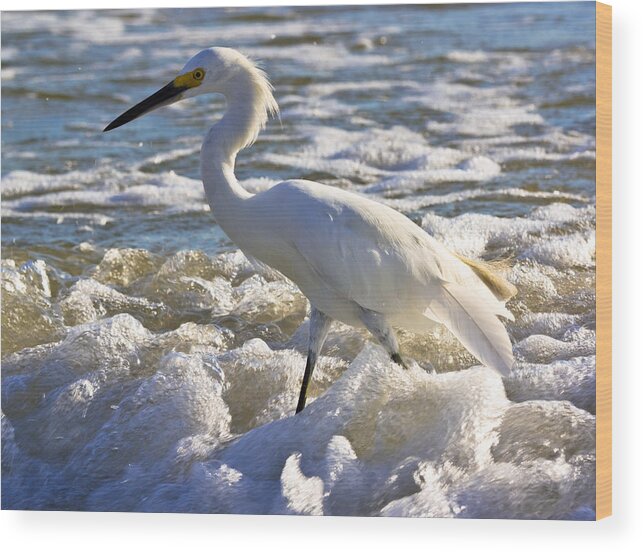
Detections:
[2, 169, 101, 198]
[264, 125, 503, 187]
[2, 262, 597, 516]
[493, 147, 596, 163]
[525, 230, 595, 268]
[304, 79, 419, 98]
[363, 156, 501, 194]
[454, 457, 592, 519]
[1, 260, 65, 355]
[133, 146, 201, 171]
[514, 330, 595, 364]
[1, 11, 126, 43]
[427, 105, 544, 138]
[505, 356, 596, 413]
[279, 453, 325, 515]
[446, 50, 531, 73]
[381, 187, 588, 212]
[60, 278, 167, 326]
[422, 203, 596, 267]
[2, 168, 207, 217]
[456, 129, 595, 150]
[446, 50, 491, 63]
[245, 43, 391, 72]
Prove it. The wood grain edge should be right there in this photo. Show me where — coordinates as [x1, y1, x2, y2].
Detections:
[595, 0, 612, 521]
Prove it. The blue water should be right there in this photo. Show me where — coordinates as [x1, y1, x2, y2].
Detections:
[2, 2, 595, 256]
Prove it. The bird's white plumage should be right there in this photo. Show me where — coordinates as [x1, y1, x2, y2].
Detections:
[244, 179, 515, 375]
[110, 47, 515, 377]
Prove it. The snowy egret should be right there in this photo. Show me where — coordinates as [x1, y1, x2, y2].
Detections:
[105, 47, 516, 413]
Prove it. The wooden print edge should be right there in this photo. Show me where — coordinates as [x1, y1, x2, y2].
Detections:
[595, 0, 612, 521]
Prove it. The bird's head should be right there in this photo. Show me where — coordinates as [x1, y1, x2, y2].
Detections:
[104, 47, 271, 132]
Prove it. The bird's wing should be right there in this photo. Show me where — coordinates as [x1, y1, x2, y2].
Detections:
[271, 181, 515, 375]
[283, 182, 429, 313]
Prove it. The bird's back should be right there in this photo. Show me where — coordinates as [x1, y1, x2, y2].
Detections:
[252, 179, 505, 315]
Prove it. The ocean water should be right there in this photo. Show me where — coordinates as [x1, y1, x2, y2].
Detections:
[1, 3, 597, 517]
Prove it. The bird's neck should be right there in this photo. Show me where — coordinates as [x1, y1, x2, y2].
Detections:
[200, 68, 277, 225]
[200, 121, 252, 219]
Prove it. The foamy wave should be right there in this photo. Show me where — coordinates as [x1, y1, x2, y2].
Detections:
[2, 239, 596, 515]
[380, 187, 588, 212]
[422, 203, 596, 267]
[1, 334, 595, 516]
[446, 49, 531, 72]
[427, 105, 544, 138]
[264, 126, 503, 185]
[2, 168, 207, 217]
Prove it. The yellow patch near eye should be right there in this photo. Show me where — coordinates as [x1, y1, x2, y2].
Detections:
[173, 68, 205, 89]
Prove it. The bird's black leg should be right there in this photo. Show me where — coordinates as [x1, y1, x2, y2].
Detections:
[358, 307, 408, 369]
[296, 350, 317, 414]
[296, 307, 332, 414]
[390, 352, 407, 368]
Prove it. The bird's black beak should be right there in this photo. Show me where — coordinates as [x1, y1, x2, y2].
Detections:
[103, 80, 189, 132]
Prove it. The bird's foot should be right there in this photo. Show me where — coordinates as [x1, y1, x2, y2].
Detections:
[390, 352, 409, 369]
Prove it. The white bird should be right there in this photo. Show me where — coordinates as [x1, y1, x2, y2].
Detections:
[105, 47, 516, 413]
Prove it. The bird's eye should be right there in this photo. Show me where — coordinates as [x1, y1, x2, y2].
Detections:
[193, 69, 204, 81]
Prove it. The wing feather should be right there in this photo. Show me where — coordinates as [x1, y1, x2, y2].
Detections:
[425, 283, 514, 376]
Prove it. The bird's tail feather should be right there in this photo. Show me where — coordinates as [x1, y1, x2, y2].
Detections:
[454, 254, 517, 302]
[424, 283, 514, 376]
